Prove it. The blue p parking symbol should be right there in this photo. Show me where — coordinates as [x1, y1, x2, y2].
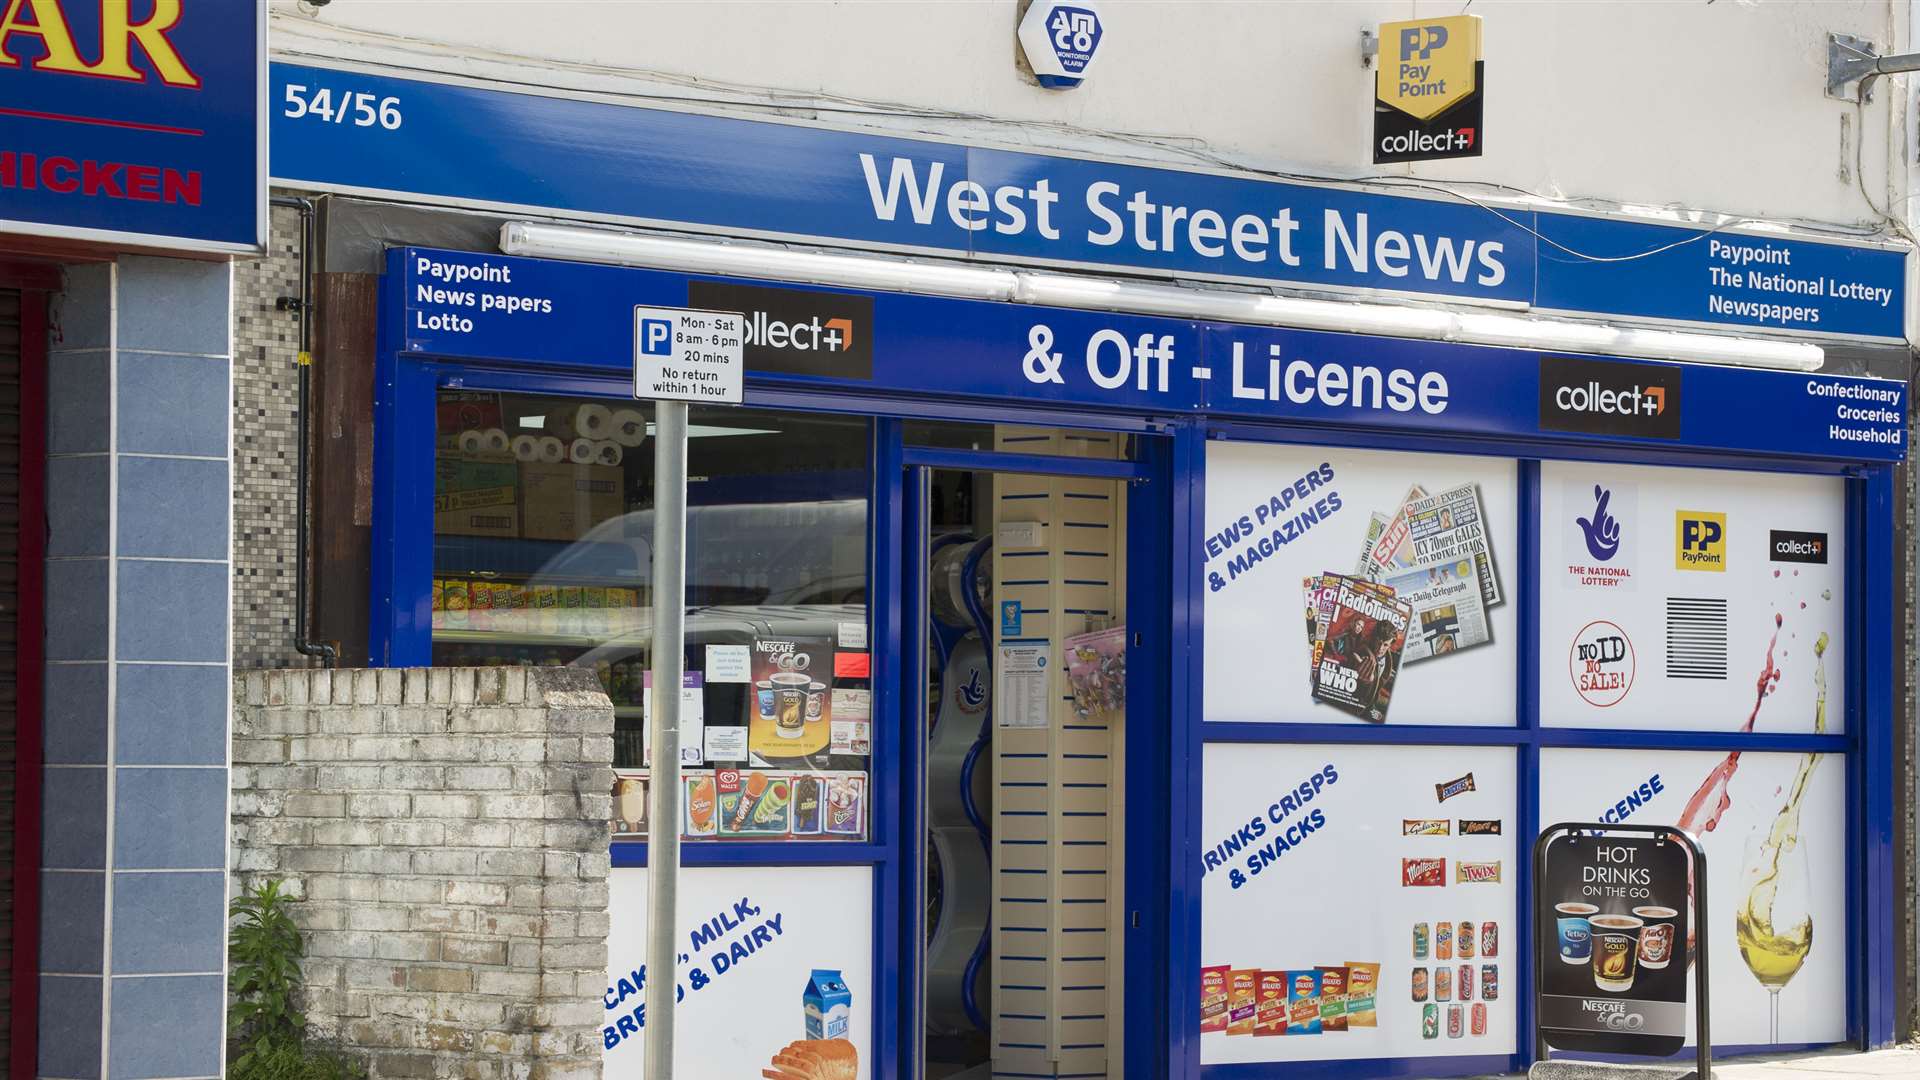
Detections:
[639, 317, 672, 357]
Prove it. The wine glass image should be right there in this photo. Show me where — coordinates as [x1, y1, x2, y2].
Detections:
[1735, 824, 1813, 1043]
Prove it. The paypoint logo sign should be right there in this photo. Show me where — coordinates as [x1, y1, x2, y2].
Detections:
[1373, 14, 1483, 164]
[1675, 511, 1727, 572]
[1378, 16, 1479, 121]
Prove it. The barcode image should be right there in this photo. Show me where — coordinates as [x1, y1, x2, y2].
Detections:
[1665, 597, 1729, 680]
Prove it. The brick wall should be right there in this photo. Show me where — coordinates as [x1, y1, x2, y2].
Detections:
[231, 666, 613, 1080]
[232, 206, 303, 670]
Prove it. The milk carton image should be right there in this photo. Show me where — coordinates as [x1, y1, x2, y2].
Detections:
[803, 969, 852, 1041]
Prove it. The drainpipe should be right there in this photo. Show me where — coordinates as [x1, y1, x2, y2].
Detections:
[271, 194, 339, 667]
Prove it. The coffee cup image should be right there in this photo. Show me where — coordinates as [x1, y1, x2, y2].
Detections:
[1590, 913, 1645, 992]
[771, 672, 810, 737]
[1555, 902, 1599, 964]
[1633, 905, 1679, 970]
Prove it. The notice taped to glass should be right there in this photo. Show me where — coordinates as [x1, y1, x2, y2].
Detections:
[1536, 832, 1690, 1055]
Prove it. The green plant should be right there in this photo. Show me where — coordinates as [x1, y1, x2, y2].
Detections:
[229, 879, 307, 1063]
[228, 880, 365, 1080]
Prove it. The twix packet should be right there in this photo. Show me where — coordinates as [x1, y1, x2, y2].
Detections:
[1226, 969, 1258, 1035]
[1200, 966, 1229, 1033]
[1343, 962, 1380, 1027]
[1253, 971, 1288, 1036]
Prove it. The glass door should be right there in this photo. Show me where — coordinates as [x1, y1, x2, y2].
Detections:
[901, 424, 1163, 1080]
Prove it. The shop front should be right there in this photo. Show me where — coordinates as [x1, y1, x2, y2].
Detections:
[289, 56, 1912, 1080]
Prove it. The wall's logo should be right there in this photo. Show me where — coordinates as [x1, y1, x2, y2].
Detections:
[1571, 620, 1635, 707]
[1675, 511, 1727, 572]
[0, 0, 201, 87]
[1577, 484, 1622, 562]
[1018, 1, 1106, 88]
[1769, 529, 1828, 564]
[687, 281, 872, 380]
[1539, 356, 1683, 439]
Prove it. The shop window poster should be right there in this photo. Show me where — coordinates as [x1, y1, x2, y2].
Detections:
[1538, 747, 1847, 1047]
[1539, 462, 1845, 733]
[604, 865, 874, 1078]
[1200, 743, 1517, 1063]
[747, 636, 835, 757]
[1205, 442, 1519, 726]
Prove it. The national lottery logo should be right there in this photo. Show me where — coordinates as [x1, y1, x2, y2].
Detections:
[1577, 485, 1621, 562]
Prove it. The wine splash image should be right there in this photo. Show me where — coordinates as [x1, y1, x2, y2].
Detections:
[1672, 608, 1828, 1045]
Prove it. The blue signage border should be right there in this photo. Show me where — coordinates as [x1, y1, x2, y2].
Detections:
[389, 246, 1906, 464]
[275, 60, 1906, 339]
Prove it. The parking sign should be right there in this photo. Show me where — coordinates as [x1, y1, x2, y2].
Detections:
[632, 306, 745, 404]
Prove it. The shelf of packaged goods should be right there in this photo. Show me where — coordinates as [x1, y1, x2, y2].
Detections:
[430, 629, 609, 648]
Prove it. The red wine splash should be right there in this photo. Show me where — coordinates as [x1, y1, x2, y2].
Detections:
[1677, 613, 1783, 836]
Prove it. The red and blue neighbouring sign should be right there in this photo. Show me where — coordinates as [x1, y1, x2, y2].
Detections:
[0, 0, 263, 253]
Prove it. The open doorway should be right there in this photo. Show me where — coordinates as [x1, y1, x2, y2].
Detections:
[909, 427, 1134, 1080]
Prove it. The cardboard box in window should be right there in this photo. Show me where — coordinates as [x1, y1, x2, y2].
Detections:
[520, 462, 623, 541]
[435, 456, 520, 538]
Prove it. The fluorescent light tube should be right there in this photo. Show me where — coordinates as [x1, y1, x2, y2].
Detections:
[500, 222, 1825, 371]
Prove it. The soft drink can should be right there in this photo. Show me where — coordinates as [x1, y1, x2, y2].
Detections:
[1481, 965, 1498, 1001]
[1434, 966, 1451, 1001]
[1471, 1002, 1487, 1036]
[1435, 921, 1453, 960]
[1458, 964, 1473, 1000]
[1422, 1003, 1439, 1040]
[1411, 967, 1429, 1002]
[1457, 920, 1475, 959]
[1413, 922, 1429, 960]
[1481, 921, 1498, 958]
[1447, 1003, 1464, 1039]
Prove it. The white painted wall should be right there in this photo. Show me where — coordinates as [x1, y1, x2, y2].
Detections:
[272, 0, 1911, 236]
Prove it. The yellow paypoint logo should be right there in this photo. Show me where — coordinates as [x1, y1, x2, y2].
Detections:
[1675, 511, 1727, 572]
[1377, 15, 1481, 121]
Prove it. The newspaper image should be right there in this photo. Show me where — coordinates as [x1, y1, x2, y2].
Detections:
[1402, 483, 1503, 608]
[1382, 559, 1492, 663]
[1312, 577, 1412, 723]
[1303, 574, 1344, 677]
[1356, 512, 1391, 575]
[1364, 484, 1428, 574]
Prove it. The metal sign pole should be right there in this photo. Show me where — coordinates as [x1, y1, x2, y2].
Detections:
[643, 400, 689, 1080]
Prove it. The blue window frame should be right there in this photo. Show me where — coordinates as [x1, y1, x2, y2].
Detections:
[371, 255, 1901, 1080]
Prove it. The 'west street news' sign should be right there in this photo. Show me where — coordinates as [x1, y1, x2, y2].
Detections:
[632, 306, 744, 404]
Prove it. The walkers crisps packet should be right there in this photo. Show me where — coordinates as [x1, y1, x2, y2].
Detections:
[1226, 969, 1258, 1035]
[1199, 966, 1229, 1033]
[1343, 962, 1380, 1027]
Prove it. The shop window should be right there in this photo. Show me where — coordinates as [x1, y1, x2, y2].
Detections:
[430, 392, 872, 842]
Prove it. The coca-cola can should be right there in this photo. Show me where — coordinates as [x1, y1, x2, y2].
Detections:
[1447, 1003, 1463, 1039]
[1458, 964, 1473, 1000]
[1470, 1002, 1487, 1036]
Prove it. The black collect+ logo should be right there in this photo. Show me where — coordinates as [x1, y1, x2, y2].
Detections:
[1539, 356, 1682, 439]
